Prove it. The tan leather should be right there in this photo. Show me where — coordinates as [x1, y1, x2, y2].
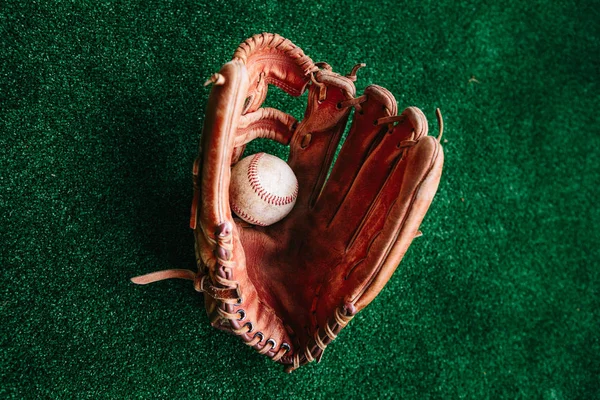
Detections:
[132, 33, 444, 372]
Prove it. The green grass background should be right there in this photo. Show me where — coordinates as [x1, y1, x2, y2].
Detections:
[2, 0, 599, 398]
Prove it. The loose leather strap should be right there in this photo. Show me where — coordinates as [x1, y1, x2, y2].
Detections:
[130, 269, 195, 284]
[130, 270, 239, 301]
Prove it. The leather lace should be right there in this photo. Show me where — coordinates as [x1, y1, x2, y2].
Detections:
[131, 223, 292, 365]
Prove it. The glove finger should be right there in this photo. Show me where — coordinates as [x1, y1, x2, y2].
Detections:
[346, 136, 443, 310]
[286, 70, 356, 213]
[312, 85, 397, 223]
[195, 60, 249, 236]
[323, 106, 432, 246]
[314, 134, 444, 326]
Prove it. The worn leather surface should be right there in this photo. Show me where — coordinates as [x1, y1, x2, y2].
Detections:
[136, 33, 444, 371]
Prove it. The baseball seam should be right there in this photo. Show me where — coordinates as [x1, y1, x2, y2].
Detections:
[231, 202, 267, 226]
[248, 153, 298, 206]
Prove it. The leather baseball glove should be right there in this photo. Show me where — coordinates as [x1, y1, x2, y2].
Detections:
[132, 33, 444, 372]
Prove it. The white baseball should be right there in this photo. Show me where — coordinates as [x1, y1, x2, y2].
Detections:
[229, 152, 298, 226]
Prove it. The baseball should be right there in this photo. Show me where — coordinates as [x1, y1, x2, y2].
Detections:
[229, 152, 298, 226]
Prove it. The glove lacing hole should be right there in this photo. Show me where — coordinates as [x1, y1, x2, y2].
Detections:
[237, 309, 246, 321]
[300, 134, 312, 149]
[281, 343, 291, 353]
[254, 332, 264, 343]
[244, 322, 254, 333]
[266, 338, 277, 350]
[235, 297, 243, 306]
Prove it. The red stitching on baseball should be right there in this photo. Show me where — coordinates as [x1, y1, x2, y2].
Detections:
[248, 153, 298, 206]
[231, 203, 264, 226]
[231, 202, 267, 226]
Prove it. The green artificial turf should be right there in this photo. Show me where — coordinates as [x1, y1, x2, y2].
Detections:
[2, 0, 599, 398]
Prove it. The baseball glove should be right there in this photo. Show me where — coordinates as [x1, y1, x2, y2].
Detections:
[132, 33, 444, 372]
